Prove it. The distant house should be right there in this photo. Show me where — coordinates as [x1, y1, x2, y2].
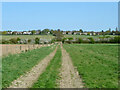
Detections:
[62, 31, 66, 34]
[76, 32, 82, 35]
[89, 33, 92, 36]
[83, 33, 87, 35]
[47, 32, 50, 34]
[35, 31, 40, 35]
[96, 32, 100, 35]
[68, 31, 72, 35]
[73, 32, 77, 35]
[93, 32, 96, 35]
[113, 33, 115, 35]
[23, 31, 32, 35]
[7, 31, 12, 35]
[17, 31, 23, 35]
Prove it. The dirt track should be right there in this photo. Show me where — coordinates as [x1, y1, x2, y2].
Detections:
[59, 45, 84, 88]
[8, 46, 57, 88]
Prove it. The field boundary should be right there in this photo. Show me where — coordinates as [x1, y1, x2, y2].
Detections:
[1, 44, 53, 57]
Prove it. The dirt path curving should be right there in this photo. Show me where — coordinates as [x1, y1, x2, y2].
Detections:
[8, 46, 58, 88]
[59, 45, 84, 88]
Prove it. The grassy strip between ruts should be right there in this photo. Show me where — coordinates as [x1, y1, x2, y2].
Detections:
[63, 44, 118, 88]
[32, 45, 62, 88]
[2, 45, 56, 88]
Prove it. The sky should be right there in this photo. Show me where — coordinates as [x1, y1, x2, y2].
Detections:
[2, 2, 118, 31]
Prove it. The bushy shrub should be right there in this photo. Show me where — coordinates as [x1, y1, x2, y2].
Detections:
[51, 38, 56, 43]
[28, 39, 32, 43]
[2, 39, 10, 44]
[88, 37, 95, 44]
[77, 38, 82, 43]
[62, 38, 67, 43]
[68, 37, 73, 44]
[65, 40, 71, 44]
[9, 38, 18, 44]
[35, 37, 40, 44]
[17, 37, 21, 41]
[109, 36, 120, 43]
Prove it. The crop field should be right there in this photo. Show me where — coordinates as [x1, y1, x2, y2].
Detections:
[2, 45, 56, 88]
[1, 35, 54, 40]
[1, 43, 119, 88]
[63, 44, 118, 88]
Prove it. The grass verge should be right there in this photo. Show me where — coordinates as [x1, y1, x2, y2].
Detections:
[32, 45, 62, 88]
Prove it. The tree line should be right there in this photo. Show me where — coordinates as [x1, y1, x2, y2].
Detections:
[0, 27, 120, 35]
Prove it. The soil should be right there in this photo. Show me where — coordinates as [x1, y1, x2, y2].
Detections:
[59, 45, 84, 88]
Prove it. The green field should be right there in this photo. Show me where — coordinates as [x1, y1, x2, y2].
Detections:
[2, 45, 56, 88]
[64, 35, 116, 39]
[63, 44, 118, 88]
[32, 45, 62, 88]
[2, 43, 118, 88]
[1, 35, 54, 40]
[1, 35, 116, 40]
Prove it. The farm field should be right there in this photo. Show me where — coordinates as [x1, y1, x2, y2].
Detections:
[2, 45, 56, 88]
[63, 44, 118, 88]
[1, 35, 54, 40]
[64, 35, 116, 39]
[1, 43, 119, 88]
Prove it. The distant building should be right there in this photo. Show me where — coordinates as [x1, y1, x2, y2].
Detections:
[83, 33, 87, 35]
[73, 32, 77, 35]
[62, 31, 66, 34]
[23, 31, 32, 35]
[7, 31, 12, 35]
[17, 31, 23, 35]
[68, 31, 72, 35]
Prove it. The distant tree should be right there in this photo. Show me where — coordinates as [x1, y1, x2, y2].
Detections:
[68, 37, 73, 44]
[87, 32, 90, 35]
[88, 37, 95, 44]
[72, 31, 74, 35]
[2, 31, 7, 35]
[31, 30, 36, 35]
[41, 29, 50, 35]
[62, 38, 67, 43]
[102, 30, 105, 37]
[28, 39, 31, 43]
[78, 38, 82, 43]
[9, 38, 18, 44]
[55, 29, 63, 41]
[105, 29, 111, 35]
[37, 30, 41, 34]
[12, 31, 17, 35]
[50, 29, 54, 34]
[79, 29, 83, 33]
[66, 31, 69, 34]
[35, 37, 39, 44]
[17, 37, 21, 41]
